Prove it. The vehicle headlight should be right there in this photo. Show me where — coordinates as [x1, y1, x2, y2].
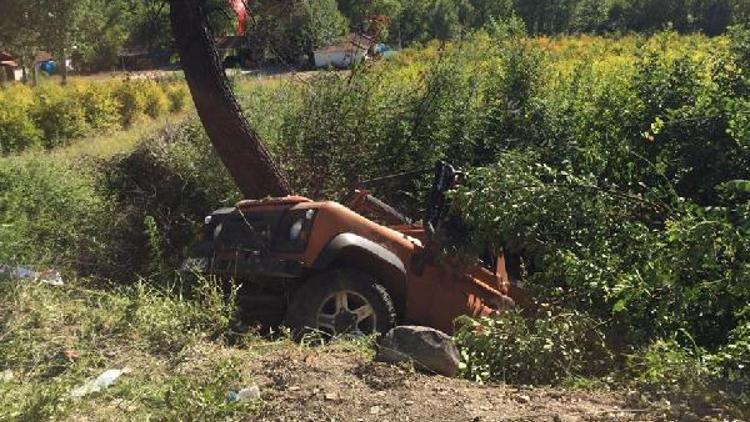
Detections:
[289, 219, 305, 241]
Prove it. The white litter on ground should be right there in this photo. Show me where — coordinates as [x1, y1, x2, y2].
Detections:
[0, 265, 64, 286]
[70, 368, 132, 398]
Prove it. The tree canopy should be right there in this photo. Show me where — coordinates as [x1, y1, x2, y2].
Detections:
[0, 0, 747, 74]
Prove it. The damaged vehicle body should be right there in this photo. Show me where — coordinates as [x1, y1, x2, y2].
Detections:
[193, 162, 522, 337]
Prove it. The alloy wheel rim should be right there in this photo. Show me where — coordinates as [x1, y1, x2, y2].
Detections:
[316, 290, 376, 336]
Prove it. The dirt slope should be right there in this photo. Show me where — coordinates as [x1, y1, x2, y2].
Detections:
[244, 347, 657, 422]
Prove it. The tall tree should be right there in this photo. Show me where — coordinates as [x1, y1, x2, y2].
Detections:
[463, 0, 514, 28]
[301, 0, 349, 67]
[248, 0, 347, 67]
[0, 0, 43, 83]
[39, 0, 89, 84]
[170, 0, 290, 198]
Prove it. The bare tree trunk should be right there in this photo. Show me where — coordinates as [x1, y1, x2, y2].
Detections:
[169, 0, 291, 199]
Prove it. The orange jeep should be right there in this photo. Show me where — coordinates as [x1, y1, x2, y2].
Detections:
[194, 163, 522, 336]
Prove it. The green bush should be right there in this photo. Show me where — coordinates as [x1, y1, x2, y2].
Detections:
[99, 120, 237, 280]
[0, 84, 42, 153]
[30, 83, 89, 148]
[0, 79, 187, 155]
[711, 318, 750, 391]
[141, 80, 170, 119]
[455, 310, 612, 385]
[75, 82, 121, 131]
[114, 80, 148, 127]
[165, 82, 189, 113]
[625, 337, 749, 417]
[626, 338, 711, 393]
[0, 155, 108, 271]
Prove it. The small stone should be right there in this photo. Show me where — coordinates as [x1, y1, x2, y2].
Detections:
[233, 385, 261, 401]
[516, 394, 531, 404]
[369, 405, 382, 415]
[324, 393, 338, 401]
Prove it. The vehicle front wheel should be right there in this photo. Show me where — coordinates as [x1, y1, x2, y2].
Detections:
[285, 269, 396, 340]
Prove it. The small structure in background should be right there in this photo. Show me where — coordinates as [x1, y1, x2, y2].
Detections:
[313, 34, 375, 69]
[118, 44, 171, 72]
[216, 35, 252, 69]
[33, 51, 72, 75]
[0, 51, 22, 82]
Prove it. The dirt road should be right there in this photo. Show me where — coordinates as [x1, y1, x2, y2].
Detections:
[244, 346, 659, 422]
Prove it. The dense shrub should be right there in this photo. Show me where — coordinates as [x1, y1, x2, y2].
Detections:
[625, 337, 749, 416]
[0, 118, 235, 280]
[0, 155, 108, 271]
[455, 310, 612, 385]
[0, 84, 42, 153]
[99, 121, 237, 279]
[254, 29, 748, 355]
[0, 78, 186, 155]
[76, 82, 121, 131]
[113, 80, 148, 127]
[141, 79, 170, 119]
[165, 82, 189, 112]
[31, 83, 90, 148]
[711, 319, 750, 392]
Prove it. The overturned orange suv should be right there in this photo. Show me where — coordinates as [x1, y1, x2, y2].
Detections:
[194, 163, 522, 336]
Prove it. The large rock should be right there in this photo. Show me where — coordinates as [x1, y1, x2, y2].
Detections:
[375, 326, 460, 377]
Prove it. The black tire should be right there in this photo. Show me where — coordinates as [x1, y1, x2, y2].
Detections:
[285, 268, 397, 340]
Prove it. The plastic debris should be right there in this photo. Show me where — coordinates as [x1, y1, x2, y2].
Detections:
[70, 368, 131, 397]
[226, 385, 261, 402]
[0, 265, 64, 286]
[62, 349, 79, 362]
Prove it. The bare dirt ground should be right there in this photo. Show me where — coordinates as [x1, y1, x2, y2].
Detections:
[242, 347, 661, 422]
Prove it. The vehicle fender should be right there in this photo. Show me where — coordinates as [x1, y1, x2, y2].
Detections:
[313, 233, 408, 312]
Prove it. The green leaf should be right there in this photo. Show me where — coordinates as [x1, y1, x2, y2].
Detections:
[612, 299, 628, 313]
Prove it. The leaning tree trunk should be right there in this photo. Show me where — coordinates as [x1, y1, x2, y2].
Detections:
[169, 0, 290, 199]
